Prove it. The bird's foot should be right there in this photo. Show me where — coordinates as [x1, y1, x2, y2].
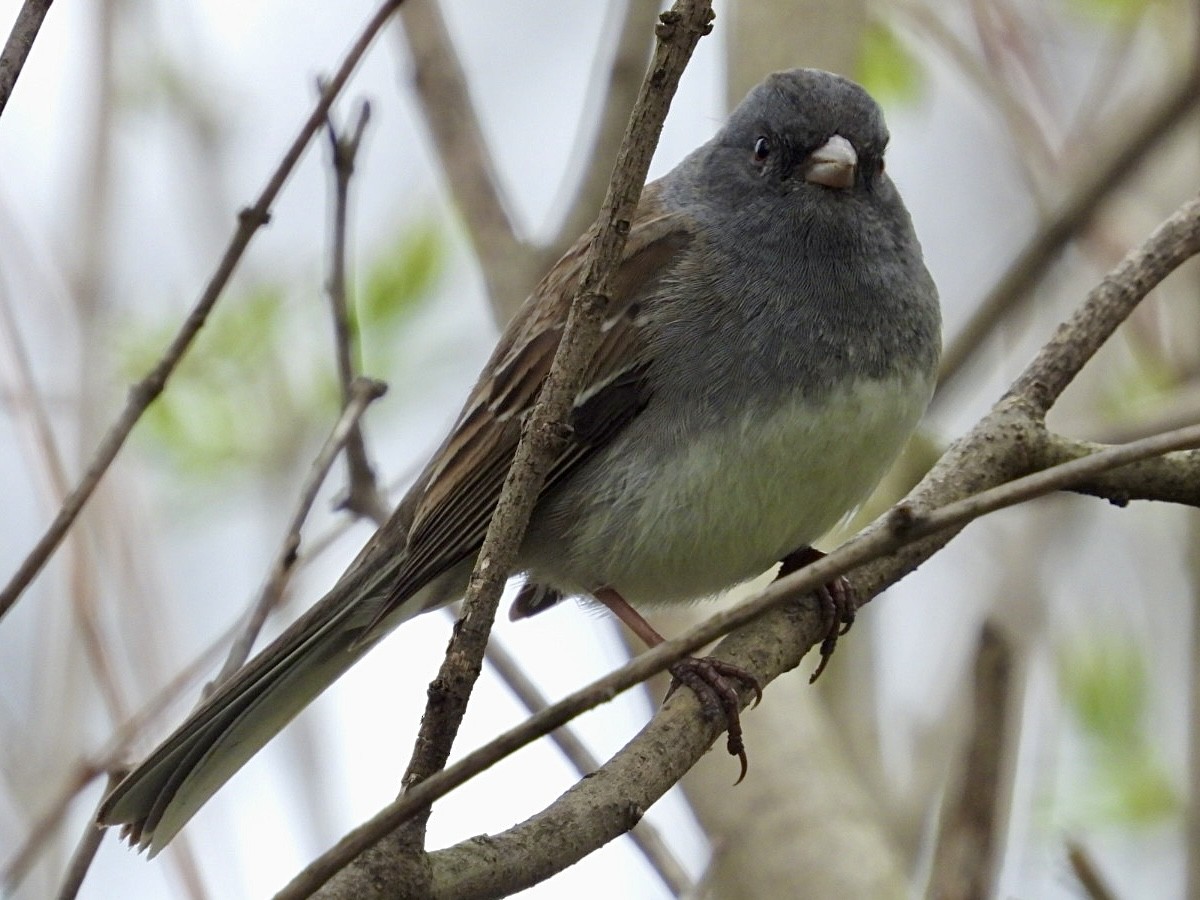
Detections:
[777, 546, 858, 683]
[665, 656, 763, 784]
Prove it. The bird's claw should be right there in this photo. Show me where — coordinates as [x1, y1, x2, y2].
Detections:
[666, 656, 762, 784]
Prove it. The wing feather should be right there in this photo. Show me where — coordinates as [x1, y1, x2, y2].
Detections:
[363, 186, 693, 635]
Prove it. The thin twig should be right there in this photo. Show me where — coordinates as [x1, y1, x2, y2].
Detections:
[53, 774, 119, 900]
[403, 0, 714, 815]
[0, 0, 53, 116]
[410, 0, 710, 868]
[0, 0, 406, 623]
[887, 426, 1200, 537]
[284, 3, 716, 895]
[1042, 433, 1200, 507]
[212, 377, 387, 686]
[322, 94, 388, 523]
[934, 64, 1200, 402]
[1066, 839, 1118, 900]
[927, 622, 1013, 900]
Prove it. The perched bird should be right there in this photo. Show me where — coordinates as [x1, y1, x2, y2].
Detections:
[98, 68, 940, 853]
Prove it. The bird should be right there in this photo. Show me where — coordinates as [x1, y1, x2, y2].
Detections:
[97, 68, 941, 854]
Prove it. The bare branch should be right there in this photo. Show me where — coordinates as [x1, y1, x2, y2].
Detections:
[928, 622, 1013, 900]
[1006, 194, 1200, 413]
[1043, 433, 1200, 508]
[0, 0, 53, 116]
[890, 424, 1200, 538]
[212, 377, 387, 686]
[322, 95, 389, 524]
[244, 184, 1200, 896]
[0, 0, 407, 623]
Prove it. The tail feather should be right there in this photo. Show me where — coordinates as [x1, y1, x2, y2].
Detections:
[96, 552, 454, 854]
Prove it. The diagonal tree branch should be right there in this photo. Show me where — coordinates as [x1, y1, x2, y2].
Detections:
[0, 0, 53, 116]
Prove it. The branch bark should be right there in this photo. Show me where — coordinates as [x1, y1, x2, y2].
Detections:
[0, 0, 53, 116]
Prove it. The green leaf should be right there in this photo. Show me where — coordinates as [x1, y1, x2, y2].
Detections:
[360, 220, 444, 330]
[857, 20, 924, 107]
[1101, 349, 1179, 423]
[1058, 637, 1146, 750]
[1054, 636, 1179, 825]
[116, 218, 445, 482]
[117, 283, 311, 476]
[1106, 757, 1178, 822]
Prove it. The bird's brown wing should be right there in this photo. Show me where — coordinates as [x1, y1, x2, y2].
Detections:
[359, 183, 694, 637]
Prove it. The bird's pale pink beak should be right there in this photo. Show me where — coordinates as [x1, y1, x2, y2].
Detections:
[804, 134, 857, 189]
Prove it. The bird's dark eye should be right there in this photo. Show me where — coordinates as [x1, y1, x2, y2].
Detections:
[753, 136, 771, 162]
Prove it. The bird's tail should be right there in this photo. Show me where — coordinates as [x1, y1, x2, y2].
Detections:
[96, 548, 458, 855]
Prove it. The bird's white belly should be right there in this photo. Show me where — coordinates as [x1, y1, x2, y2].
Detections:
[572, 374, 932, 606]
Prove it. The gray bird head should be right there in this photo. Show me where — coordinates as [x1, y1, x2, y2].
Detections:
[718, 68, 890, 194]
[670, 69, 905, 247]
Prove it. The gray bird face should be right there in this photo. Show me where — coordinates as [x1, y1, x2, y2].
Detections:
[710, 68, 892, 201]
